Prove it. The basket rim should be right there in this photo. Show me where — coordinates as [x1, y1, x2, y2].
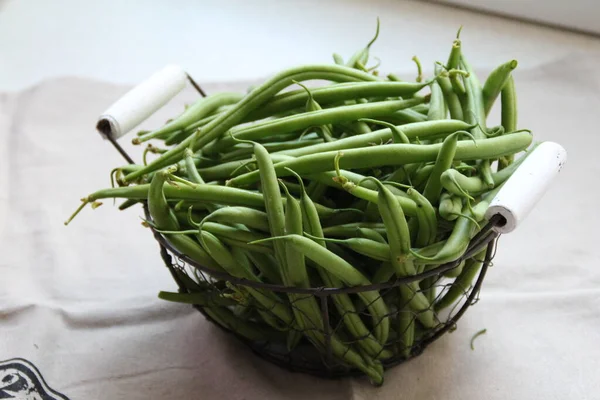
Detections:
[143, 204, 502, 295]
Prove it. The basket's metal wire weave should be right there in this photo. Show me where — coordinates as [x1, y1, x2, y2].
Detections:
[145, 204, 501, 379]
[102, 78, 503, 380]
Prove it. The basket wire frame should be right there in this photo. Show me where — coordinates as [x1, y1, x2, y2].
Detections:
[102, 77, 503, 380]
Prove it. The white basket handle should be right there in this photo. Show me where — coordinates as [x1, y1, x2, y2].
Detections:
[485, 141, 567, 234]
[97, 65, 188, 140]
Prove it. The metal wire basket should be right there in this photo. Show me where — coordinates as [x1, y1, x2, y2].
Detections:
[145, 204, 502, 379]
[94, 65, 565, 382]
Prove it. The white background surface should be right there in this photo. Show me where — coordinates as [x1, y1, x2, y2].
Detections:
[1, 0, 600, 91]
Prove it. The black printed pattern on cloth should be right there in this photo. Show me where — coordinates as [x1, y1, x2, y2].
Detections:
[0, 359, 68, 400]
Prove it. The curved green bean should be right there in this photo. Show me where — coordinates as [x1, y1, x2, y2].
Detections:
[226, 132, 533, 187]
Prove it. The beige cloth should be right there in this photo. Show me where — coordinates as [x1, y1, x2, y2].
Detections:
[1, 54, 599, 399]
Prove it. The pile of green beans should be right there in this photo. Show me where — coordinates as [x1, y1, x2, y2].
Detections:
[67, 25, 533, 386]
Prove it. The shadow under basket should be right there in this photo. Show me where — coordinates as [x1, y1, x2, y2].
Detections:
[146, 205, 503, 381]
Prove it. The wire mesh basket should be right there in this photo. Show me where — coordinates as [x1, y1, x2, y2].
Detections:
[146, 204, 502, 379]
[94, 65, 565, 383]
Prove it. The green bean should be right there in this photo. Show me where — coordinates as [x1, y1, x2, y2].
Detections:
[438, 192, 462, 221]
[313, 159, 418, 217]
[183, 148, 205, 184]
[220, 139, 321, 162]
[276, 175, 388, 377]
[323, 223, 387, 237]
[278, 120, 472, 158]
[310, 235, 391, 262]
[443, 259, 465, 278]
[202, 303, 287, 343]
[411, 164, 434, 189]
[411, 103, 430, 115]
[247, 81, 429, 122]
[446, 39, 462, 70]
[134, 92, 243, 144]
[66, 181, 341, 223]
[411, 55, 424, 83]
[252, 142, 288, 285]
[406, 187, 437, 247]
[440, 151, 527, 197]
[381, 109, 428, 124]
[368, 178, 436, 328]
[346, 17, 380, 69]
[227, 132, 533, 187]
[199, 230, 294, 330]
[359, 118, 410, 144]
[123, 64, 385, 183]
[333, 53, 344, 65]
[293, 81, 334, 142]
[118, 198, 139, 211]
[164, 113, 225, 146]
[436, 73, 463, 120]
[482, 60, 518, 116]
[244, 251, 283, 284]
[206, 98, 426, 154]
[198, 154, 293, 182]
[501, 76, 518, 166]
[200, 222, 272, 254]
[254, 234, 390, 345]
[145, 168, 221, 271]
[371, 241, 447, 284]
[386, 163, 421, 186]
[413, 199, 489, 265]
[357, 227, 387, 244]
[199, 207, 270, 232]
[277, 182, 307, 350]
[435, 250, 486, 311]
[427, 81, 446, 120]
[423, 131, 474, 205]
[288, 171, 390, 360]
[158, 290, 236, 307]
[368, 176, 422, 353]
[461, 56, 494, 188]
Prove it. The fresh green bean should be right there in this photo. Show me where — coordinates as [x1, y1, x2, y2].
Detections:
[278, 120, 472, 158]
[146, 168, 221, 270]
[227, 132, 533, 187]
[220, 139, 321, 162]
[436, 73, 464, 120]
[134, 92, 243, 144]
[446, 39, 462, 70]
[438, 192, 462, 221]
[199, 230, 294, 328]
[461, 56, 494, 188]
[323, 223, 387, 237]
[501, 76, 518, 166]
[427, 81, 446, 120]
[199, 207, 270, 232]
[247, 81, 429, 122]
[198, 154, 293, 182]
[289, 170, 390, 360]
[346, 18, 380, 69]
[435, 250, 486, 311]
[413, 199, 489, 265]
[423, 131, 474, 205]
[367, 178, 436, 328]
[440, 151, 527, 197]
[406, 187, 437, 247]
[482, 60, 518, 116]
[357, 227, 387, 244]
[206, 98, 426, 154]
[254, 234, 390, 345]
